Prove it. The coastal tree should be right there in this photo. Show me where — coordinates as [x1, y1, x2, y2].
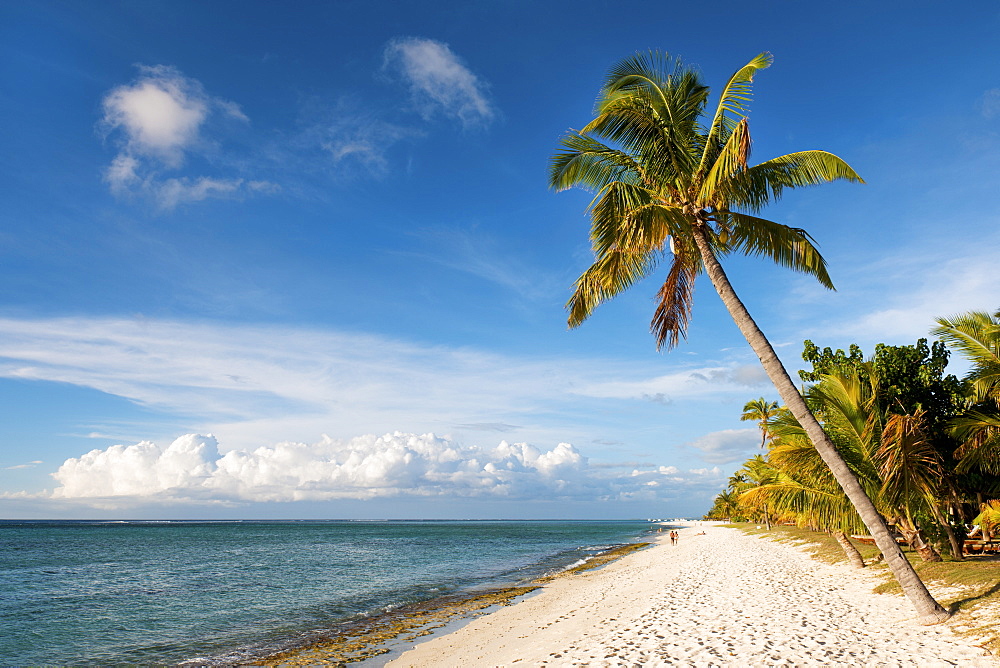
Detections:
[740, 397, 780, 448]
[550, 51, 949, 622]
[933, 310, 1000, 475]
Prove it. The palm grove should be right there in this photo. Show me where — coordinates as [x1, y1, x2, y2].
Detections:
[708, 316, 1000, 577]
[550, 51, 959, 623]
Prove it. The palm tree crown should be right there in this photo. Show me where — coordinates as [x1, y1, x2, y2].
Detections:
[741, 397, 781, 448]
[550, 51, 861, 348]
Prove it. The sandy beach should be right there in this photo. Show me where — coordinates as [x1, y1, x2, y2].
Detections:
[386, 523, 995, 667]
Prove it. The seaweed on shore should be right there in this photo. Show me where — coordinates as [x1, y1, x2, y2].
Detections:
[254, 542, 650, 667]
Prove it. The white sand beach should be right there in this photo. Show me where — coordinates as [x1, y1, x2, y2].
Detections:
[387, 523, 995, 667]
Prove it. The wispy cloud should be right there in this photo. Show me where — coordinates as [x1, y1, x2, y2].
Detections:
[4, 461, 43, 471]
[806, 237, 1000, 347]
[576, 365, 771, 402]
[301, 97, 425, 176]
[405, 225, 560, 301]
[686, 429, 759, 465]
[980, 88, 1000, 119]
[383, 37, 496, 128]
[100, 65, 277, 209]
[0, 316, 762, 468]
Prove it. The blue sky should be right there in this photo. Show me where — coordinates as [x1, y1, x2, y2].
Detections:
[2, 1, 999, 519]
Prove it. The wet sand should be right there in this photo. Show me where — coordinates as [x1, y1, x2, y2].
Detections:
[386, 523, 995, 667]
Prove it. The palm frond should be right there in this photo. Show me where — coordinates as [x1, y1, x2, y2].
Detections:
[719, 212, 834, 289]
[698, 52, 772, 176]
[932, 311, 1000, 402]
[549, 132, 644, 192]
[876, 411, 948, 525]
[951, 409, 1000, 474]
[698, 118, 751, 203]
[650, 246, 699, 349]
[723, 150, 863, 212]
[566, 246, 662, 328]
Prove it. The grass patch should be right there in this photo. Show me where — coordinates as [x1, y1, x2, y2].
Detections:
[732, 523, 1000, 654]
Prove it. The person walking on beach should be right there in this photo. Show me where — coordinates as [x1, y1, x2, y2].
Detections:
[669, 530, 678, 545]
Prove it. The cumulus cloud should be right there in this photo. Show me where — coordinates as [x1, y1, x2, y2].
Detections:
[383, 38, 495, 127]
[46, 432, 721, 508]
[100, 65, 275, 209]
[102, 66, 212, 166]
[686, 428, 759, 465]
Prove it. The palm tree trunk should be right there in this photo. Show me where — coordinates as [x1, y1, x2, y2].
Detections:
[897, 516, 942, 562]
[928, 502, 964, 561]
[833, 530, 866, 569]
[691, 224, 949, 624]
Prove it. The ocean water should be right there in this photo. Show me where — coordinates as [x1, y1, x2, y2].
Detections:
[0, 519, 656, 665]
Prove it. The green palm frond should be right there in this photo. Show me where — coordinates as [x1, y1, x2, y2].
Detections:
[877, 410, 944, 507]
[932, 311, 1000, 402]
[549, 133, 644, 192]
[719, 212, 834, 289]
[550, 51, 861, 332]
[951, 409, 1000, 474]
[698, 118, 751, 203]
[723, 150, 864, 212]
[566, 247, 662, 328]
[698, 52, 772, 175]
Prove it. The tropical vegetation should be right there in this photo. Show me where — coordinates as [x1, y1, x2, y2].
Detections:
[708, 312, 1000, 583]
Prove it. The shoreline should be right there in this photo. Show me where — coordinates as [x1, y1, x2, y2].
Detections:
[255, 540, 656, 666]
[385, 523, 995, 667]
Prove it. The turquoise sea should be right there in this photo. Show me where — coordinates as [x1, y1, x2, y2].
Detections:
[0, 519, 656, 665]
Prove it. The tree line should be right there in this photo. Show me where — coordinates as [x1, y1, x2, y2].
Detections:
[707, 309, 1000, 570]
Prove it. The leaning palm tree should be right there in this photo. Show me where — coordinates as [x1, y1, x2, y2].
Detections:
[550, 51, 948, 622]
[741, 397, 780, 448]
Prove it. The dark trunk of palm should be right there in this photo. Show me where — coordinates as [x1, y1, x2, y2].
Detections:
[690, 224, 950, 624]
[928, 502, 964, 561]
[833, 530, 866, 569]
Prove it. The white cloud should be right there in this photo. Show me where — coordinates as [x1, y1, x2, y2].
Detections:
[0, 316, 765, 477]
[44, 431, 720, 508]
[812, 242, 1000, 345]
[577, 365, 770, 402]
[102, 65, 212, 167]
[405, 225, 560, 301]
[686, 428, 759, 465]
[320, 115, 422, 174]
[4, 461, 43, 470]
[100, 65, 271, 209]
[383, 37, 495, 127]
[156, 176, 245, 209]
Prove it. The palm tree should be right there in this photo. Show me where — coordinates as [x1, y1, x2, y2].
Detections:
[933, 310, 1000, 474]
[706, 489, 741, 522]
[731, 454, 779, 529]
[550, 51, 948, 622]
[741, 397, 780, 448]
[932, 310, 1000, 404]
